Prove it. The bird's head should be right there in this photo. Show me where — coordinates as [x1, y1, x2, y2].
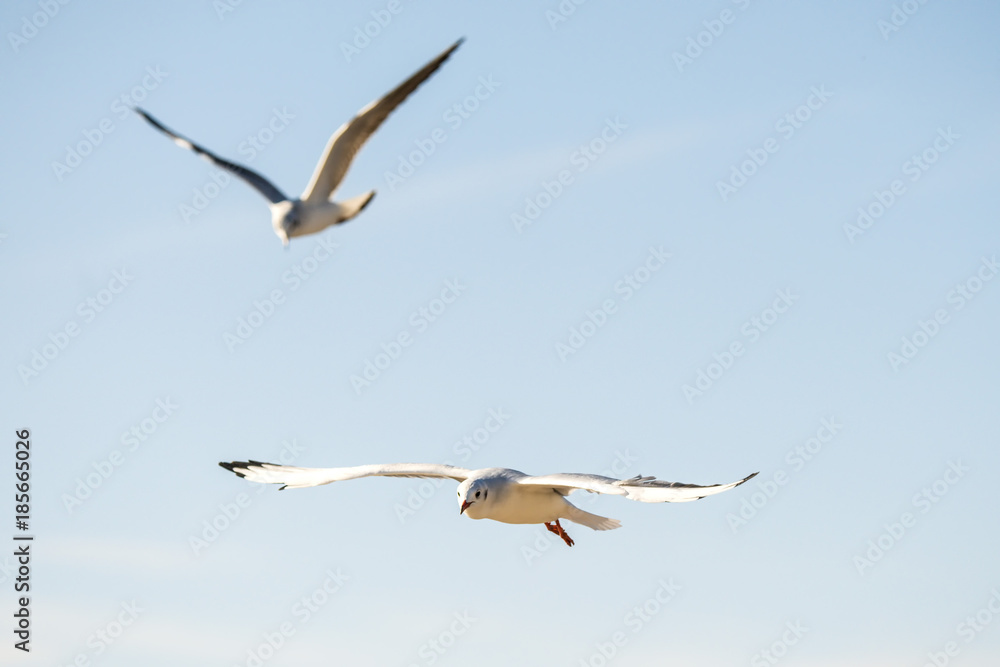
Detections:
[271, 201, 301, 247]
[457, 479, 491, 518]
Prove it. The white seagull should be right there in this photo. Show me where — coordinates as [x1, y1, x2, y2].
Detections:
[135, 39, 463, 246]
[219, 460, 757, 546]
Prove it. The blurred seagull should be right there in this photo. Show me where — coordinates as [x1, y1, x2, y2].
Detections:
[134, 39, 463, 246]
[218, 460, 757, 546]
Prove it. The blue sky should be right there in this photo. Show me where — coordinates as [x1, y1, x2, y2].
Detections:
[2, 0, 999, 665]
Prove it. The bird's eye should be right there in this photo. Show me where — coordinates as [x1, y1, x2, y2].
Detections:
[475, 491, 481, 498]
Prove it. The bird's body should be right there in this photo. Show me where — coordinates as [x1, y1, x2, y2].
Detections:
[219, 460, 757, 546]
[455, 468, 616, 530]
[268, 195, 374, 242]
[466, 469, 562, 525]
[135, 39, 462, 245]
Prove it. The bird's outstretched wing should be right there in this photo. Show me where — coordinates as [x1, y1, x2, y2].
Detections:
[134, 108, 289, 204]
[219, 461, 473, 490]
[300, 38, 463, 203]
[516, 471, 758, 503]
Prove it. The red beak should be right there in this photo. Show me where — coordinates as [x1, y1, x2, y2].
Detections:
[460, 500, 472, 514]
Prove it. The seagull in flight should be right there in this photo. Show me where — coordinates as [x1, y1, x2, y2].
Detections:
[134, 39, 463, 246]
[219, 460, 757, 546]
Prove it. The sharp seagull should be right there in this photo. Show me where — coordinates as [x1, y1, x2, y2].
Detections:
[218, 460, 758, 546]
[135, 39, 463, 246]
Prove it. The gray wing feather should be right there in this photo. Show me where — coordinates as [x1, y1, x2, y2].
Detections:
[517, 471, 759, 503]
[135, 107, 288, 204]
[219, 461, 473, 490]
[300, 39, 463, 202]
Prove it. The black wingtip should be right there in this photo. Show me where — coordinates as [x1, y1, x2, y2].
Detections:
[442, 38, 464, 58]
[219, 461, 246, 478]
[737, 472, 760, 486]
[359, 191, 376, 213]
[219, 460, 279, 479]
[133, 107, 172, 134]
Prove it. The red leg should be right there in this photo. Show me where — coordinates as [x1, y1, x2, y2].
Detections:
[544, 519, 575, 547]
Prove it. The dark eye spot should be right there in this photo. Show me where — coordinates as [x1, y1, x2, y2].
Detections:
[475, 491, 481, 498]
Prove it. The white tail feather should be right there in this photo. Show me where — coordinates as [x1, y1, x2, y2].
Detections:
[564, 504, 622, 531]
[337, 190, 375, 222]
